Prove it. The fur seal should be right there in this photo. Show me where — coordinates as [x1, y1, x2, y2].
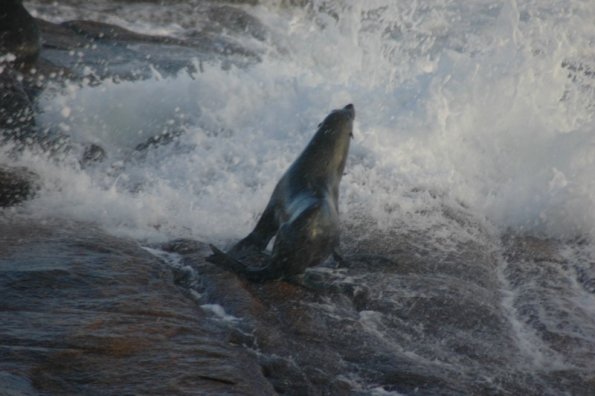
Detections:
[208, 103, 355, 281]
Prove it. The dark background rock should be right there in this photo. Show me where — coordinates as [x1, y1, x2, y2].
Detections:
[0, 166, 39, 207]
[0, 0, 41, 67]
[35, 11, 263, 83]
[0, 69, 37, 145]
[1, 1, 41, 148]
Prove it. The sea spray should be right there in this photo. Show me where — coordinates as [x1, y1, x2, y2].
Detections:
[18, 0, 595, 245]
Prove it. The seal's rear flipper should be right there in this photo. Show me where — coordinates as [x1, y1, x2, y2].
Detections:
[228, 205, 278, 257]
[207, 244, 247, 274]
[207, 244, 282, 282]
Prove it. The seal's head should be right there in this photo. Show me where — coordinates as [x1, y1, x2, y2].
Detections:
[311, 103, 354, 179]
[335, 103, 355, 119]
[288, 103, 355, 190]
[318, 103, 355, 139]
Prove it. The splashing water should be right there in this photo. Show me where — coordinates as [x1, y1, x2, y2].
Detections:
[13, 0, 595, 245]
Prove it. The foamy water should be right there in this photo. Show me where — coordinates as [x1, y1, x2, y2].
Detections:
[15, 0, 595, 245]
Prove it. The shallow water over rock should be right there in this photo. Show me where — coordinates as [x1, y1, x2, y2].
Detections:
[164, 216, 595, 395]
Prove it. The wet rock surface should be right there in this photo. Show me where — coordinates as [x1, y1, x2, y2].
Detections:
[1, 215, 594, 394]
[35, 7, 263, 83]
[0, 219, 275, 395]
[166, 227, 595, 395]
[501, 236, 595, 375]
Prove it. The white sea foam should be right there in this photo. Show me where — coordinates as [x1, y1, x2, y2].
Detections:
[16, 0, 595, 244]
[201, 304, 241, 323]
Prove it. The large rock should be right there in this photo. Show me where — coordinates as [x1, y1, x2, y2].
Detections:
[0, 219, 275, 395]
[170, 235, 512, 395]
[165, 218, 595, 395]
[1, 216, 593, 394]
[35, 10, 264, 83]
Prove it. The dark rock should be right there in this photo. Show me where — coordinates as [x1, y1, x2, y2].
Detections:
[0, 3, 52, 151]
[501, 234, 595, 385]
[206, 5, 268, 41]
[168, 219, 595, 395]
[61, 19, 183, 45]
[36, 15, 262, 83]
[0, 219, 276, 395]
[161, 238, 210, 255]
[0, 68, 37, 145]
[1, 213, 593, 394]
[0, 0, 41, 68]
[80, 143, 107, 167]
[0, 371, 36, 396]
[0, 166, 39, 207]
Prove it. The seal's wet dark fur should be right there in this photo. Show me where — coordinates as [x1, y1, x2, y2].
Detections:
[208, 104, 355, 281]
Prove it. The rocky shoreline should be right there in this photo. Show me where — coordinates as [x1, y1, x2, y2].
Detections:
[0, 219, 275, 395]
[2, 1, 595, 395]
[2, 215, 593, 395]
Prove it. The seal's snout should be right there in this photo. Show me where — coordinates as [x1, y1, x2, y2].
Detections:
[342, 104, 355, 138]
[343, 104, 355, 119]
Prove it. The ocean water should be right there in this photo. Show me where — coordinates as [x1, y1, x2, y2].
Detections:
[5, 1, 595, 393]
